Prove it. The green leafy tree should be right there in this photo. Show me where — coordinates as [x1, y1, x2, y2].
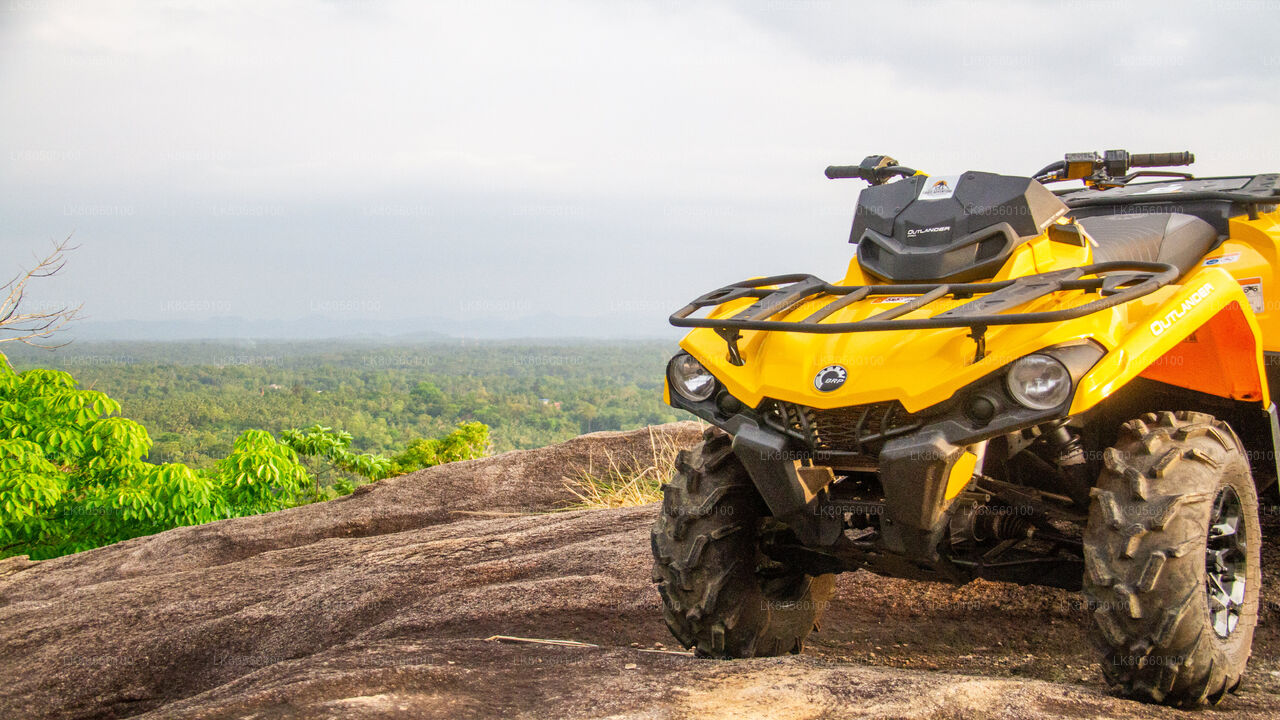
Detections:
[0, 362, 494, 560]
[280, 424, 393, 488]
[390, 421, 490, 475]
[217, 430, 314, 514]
[0, 440, 63, 537]
[1, 367, 327, 558]
[409, 380, 446, 415]
[0, 245, 506, 559]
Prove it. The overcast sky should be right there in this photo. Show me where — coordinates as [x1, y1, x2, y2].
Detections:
[3, 0, 1279, 338]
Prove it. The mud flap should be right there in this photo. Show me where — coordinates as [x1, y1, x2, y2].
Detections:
[727, 420, 842, 547]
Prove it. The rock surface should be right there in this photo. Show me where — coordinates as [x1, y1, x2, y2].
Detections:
[2, 421, 1277, 719]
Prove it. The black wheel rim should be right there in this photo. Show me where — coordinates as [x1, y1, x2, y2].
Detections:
[1206, 485, 1247, 639]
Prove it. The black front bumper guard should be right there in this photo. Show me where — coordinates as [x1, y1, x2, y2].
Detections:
[670, 261, 1180, 364]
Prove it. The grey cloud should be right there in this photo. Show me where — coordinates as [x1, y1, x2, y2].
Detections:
[2, 0, 1277, 337]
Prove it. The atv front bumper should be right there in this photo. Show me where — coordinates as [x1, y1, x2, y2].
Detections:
[667, 343, 1104, 556]
[721, 413, 974, 558]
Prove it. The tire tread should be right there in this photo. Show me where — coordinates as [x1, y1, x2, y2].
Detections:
[1083, 411, 1260, 707]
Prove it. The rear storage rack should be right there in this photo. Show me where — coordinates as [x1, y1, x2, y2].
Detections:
[670, 261, 1180, 364]
[1056, 175, 1280, 221]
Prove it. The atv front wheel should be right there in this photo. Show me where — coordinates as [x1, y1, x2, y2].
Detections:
[1084, 411, 1261, 706]
[651, 427, 834, 657]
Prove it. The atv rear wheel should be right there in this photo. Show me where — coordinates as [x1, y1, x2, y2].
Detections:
[1083, 411, 1261, 706]
[651, 427, 834, 658]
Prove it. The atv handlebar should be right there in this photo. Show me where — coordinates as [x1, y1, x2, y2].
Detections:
[830, 150, 1196, 187]
[1033, 149, 1197, 185]
[824, 165, 866, 179]
[825, 156, 918, 185]
[1129, 151, 1195, 168]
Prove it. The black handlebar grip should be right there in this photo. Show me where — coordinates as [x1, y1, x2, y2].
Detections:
[825, 165, 864, 179]
[1129, 151, 1195, 168]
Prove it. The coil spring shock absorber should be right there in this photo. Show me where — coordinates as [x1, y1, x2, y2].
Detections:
[971, 509, 1034, 542]
[1041, 420, 1091, 506]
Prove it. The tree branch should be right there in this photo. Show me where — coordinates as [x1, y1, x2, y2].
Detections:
[0, 238, 81, 369]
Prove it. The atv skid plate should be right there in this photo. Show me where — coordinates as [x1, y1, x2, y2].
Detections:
[671, 261, 1180, 363]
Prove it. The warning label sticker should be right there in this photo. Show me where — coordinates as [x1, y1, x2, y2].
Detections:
[1239, 277, 1264, 314]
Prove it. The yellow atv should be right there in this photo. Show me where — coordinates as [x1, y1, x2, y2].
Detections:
[652, 150, 1280, 706]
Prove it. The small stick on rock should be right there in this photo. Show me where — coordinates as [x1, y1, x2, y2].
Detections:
[485, 635, 600, 648]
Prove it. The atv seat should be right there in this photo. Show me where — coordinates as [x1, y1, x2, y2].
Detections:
[1076, 212, 1218, 277]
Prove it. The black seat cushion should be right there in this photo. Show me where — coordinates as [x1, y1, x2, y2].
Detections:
[1076, 213, 1218, 277]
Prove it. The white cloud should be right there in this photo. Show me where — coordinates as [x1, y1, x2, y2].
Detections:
[1, 0, 1277, 329]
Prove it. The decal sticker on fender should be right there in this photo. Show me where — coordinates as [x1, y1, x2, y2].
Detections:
[1150, 283, 1215, 337]
[1239, 277, 1264, 314]
[1202, 252, 1240, 267]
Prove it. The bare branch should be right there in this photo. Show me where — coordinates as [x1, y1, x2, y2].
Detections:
[0, 238, 81, 369]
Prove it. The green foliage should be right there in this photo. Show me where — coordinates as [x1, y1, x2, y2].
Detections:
[0, 439, 64, 531]
[390, 421, 489, 475]
[0, 363, 489, 560]
[217, 429, 314, 514]
[3, 340, 685, 461]
[281, 424, 393, 481]
[0, 365, 309, 558]
[0, 339, 682, 559]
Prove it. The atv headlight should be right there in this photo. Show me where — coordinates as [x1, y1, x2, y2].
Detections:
[668, 353, 716, 402]
[1006, 354, 1071, 410]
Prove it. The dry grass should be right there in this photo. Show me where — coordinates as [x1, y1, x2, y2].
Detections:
[562, 426, 686, 509]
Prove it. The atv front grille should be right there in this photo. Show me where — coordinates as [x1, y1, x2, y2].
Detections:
[764, 400, 922, 457]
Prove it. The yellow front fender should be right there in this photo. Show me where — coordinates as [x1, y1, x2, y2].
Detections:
[1071, 267, 1268, 414]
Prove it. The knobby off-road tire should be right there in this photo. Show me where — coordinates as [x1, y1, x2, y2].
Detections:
[1084, 411, 1261, 706]
[651, 427, 834, 658]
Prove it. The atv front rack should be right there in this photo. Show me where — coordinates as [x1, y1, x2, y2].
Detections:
[670, 261, 1180, 364]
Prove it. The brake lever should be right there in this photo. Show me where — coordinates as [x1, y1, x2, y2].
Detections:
[1118, 170, 1195, 183]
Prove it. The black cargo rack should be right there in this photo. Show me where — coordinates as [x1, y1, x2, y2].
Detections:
[671, 261, 1180, 364]
[1057, 175, 1280, 223]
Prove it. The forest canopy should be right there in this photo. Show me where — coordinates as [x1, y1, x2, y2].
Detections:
[4, 340, 683, 462]
[0, 340, 685, 559]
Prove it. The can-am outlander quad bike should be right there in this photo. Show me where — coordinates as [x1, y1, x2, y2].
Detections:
[653, 150, 1280, 706]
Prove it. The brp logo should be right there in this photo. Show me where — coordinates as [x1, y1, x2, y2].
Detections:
[814, 365, 847, 392]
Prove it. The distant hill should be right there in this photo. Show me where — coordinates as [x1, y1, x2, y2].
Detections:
[58, 313, 676, 342]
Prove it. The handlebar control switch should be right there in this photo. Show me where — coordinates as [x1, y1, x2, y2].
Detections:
[1103, 149, 1131, 177]
[1064, 152, 1102, 180]
[859, 155, 901, 185]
